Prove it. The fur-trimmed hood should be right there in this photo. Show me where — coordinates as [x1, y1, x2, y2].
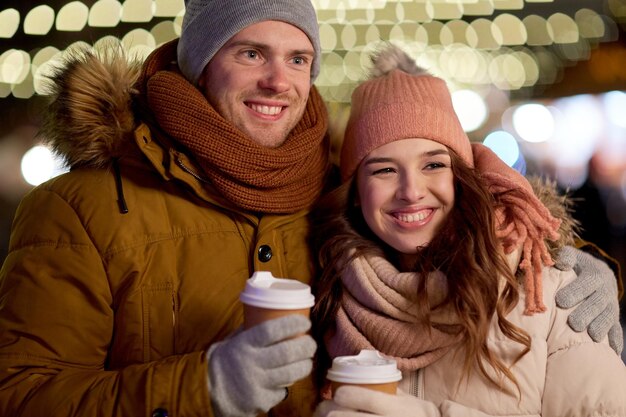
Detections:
[40, 43, 143, 169]
[528, 176, 579, 258]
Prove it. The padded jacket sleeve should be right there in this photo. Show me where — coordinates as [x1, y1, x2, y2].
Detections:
[541, 268, 626, 417]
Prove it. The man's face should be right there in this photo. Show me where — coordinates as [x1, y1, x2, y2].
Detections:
[198, 20, 315, 148]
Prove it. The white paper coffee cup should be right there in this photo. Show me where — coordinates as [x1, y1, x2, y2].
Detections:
[239, 271, 315, 329]
[327, 350, 402, 395]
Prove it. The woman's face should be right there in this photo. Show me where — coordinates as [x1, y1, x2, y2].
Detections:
[356, 138, 455, 254]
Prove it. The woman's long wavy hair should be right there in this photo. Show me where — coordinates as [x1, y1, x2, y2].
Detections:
[310, 150, 531, 395]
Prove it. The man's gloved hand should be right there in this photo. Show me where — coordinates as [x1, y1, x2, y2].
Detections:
[207, 314, 317, 417]
[555, 245, 623, 354]
[314, 386, 440, 417]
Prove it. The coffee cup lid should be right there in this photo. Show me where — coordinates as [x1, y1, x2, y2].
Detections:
[327, 350, 402, 384]
[239, 271, 315, 309]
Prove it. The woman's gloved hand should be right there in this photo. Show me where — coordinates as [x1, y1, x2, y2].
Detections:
[314, 386, 440, 417]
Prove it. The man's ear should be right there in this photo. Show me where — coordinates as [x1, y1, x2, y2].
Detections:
[197, 65, 208, 89]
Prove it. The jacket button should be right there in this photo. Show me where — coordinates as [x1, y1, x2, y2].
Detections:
[258, 245, 273, 262]
[151, 408, 168, 417]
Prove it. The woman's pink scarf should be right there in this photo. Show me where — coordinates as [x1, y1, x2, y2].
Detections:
[326, 254, 463, 372]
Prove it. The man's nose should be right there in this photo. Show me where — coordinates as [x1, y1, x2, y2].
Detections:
[258, 61, 290, 93]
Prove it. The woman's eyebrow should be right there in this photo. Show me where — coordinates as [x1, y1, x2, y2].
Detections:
[424, 149, 450, 157]
[363, 149, 450, 165]
[363, 156, 394, 165]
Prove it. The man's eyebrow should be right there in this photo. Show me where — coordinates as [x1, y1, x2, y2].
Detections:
[226, 40, 314, 56]
[290, 48, 315, 57]
[227, 40, 267, 50]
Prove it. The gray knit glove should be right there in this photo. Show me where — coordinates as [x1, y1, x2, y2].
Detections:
[555, 245, 623, 354]
[207, 314, 317, 417]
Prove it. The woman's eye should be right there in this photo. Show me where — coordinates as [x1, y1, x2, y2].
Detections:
[424, 162, 446, 170]
[372, 167, 395, 175]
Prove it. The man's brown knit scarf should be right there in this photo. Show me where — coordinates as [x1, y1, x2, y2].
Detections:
[326, 254, 463, 372]
[140, 41, 330, 214]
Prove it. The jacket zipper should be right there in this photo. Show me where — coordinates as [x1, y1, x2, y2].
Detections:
[410, 368, 425, 399]
[176, 157, 210, 184]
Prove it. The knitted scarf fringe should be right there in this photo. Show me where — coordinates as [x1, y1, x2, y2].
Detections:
[482, 172, 561, 314]
[471, 143, 561, 315]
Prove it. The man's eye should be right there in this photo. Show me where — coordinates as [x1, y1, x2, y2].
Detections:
[245, 50, 258, 59]
[293, 56, 305, 65]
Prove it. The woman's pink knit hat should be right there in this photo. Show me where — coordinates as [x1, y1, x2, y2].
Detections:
[340, 46, 472, 182]
[340, 44, 561, 314]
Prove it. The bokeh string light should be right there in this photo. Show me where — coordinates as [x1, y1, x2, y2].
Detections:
[0, 0, 624, 194]
[0, 0, 623, 101]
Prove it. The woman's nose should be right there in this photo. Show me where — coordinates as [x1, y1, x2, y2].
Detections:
[395, 173, 425, 202]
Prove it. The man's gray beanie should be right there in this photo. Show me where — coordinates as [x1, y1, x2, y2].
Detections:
[177, 0, 321, 85]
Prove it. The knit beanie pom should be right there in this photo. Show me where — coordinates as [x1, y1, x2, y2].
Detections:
[369, 45, 429, 78]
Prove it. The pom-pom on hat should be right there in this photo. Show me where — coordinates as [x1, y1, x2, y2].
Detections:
[177, 0, 321, 86]
[340, 44, 472, 182]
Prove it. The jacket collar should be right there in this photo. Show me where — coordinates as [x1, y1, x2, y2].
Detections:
[133, 123, 310, 226]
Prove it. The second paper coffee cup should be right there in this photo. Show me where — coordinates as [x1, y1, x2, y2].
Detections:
[239, 271, 315, 330]
[327, 350, 402, 395]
